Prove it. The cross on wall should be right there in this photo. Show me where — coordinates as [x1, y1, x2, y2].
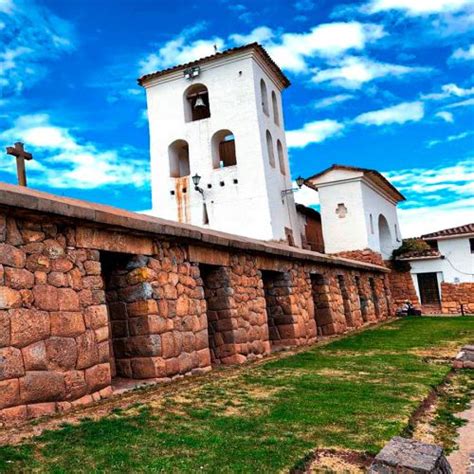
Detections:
[6, 142, 33, 187]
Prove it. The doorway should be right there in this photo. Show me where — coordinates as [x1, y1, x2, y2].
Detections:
[417, 273, 441, 305]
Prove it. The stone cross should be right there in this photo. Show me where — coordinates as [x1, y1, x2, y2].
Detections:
[6, 142, 32, 187]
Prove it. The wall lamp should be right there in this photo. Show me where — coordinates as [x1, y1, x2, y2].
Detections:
[192, 173, 204, 195]
[281, 176, 305, 200]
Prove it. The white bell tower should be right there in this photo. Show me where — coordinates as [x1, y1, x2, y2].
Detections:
[139, 43, 301, 246]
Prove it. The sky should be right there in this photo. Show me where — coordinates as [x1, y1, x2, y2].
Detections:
[0, 0, 473, 237]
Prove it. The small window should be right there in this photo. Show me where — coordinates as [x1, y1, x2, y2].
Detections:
[266, 130, 275, 168]
[272, 91, 280, 126]
[168, 139, 190, 178]
[470, 238, 474, 253]
[370, 214, 374, 234]
[212, 130, 237, 168]
[277, 140, 286, 175]
[427, 240, 439, 251]
[260, 79, 269, 116]
[184, 83, 210, 122]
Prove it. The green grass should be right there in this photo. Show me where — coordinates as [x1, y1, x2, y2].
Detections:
[0, 316, 473, 473]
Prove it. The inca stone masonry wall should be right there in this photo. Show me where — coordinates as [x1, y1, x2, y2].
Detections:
[440, 282, 474, 315]
[0, 183, 393, 424]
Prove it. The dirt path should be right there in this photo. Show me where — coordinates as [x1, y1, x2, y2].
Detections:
[447, 401, 474, 474]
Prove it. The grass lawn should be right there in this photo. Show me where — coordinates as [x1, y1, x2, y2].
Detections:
[0, 316, 473, 473]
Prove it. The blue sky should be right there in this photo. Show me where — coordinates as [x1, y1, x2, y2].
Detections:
[0, 0, 472, 237]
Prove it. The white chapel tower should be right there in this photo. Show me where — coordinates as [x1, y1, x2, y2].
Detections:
[139, 43, 301, 246]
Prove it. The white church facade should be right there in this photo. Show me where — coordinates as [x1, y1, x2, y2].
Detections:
[139, 43, 302, 247]
[139, 43, 405, 260]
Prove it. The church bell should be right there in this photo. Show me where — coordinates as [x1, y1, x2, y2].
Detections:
[194, 96, 206, 108]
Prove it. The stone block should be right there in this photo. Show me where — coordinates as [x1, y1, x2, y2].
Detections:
[131, 357, 166, 378]
[57, 288, 80, 311]
[84, 260, 101, 275]
[64, 370, 88, 400]
[108, 301, 127, 320]
[0, 287, 22, 309]
[85, 363, 111, 392]
[26, 402, 56, 419]
[46, 337, 78, 370]
[0, 378, 20, 409]
[76, 330, 99, 369]
[119, 283, 153, 302]
[0, 347, 24, 380]
[47, 271, 68, 287]
[0, 311, 10, 347]
[19, 371, 66, 403]
[0, 405, 27, 424]
[33, 285, 58, 311]
[84, 305, 109, 329]
[50, 312, 85, 337]
[26, 254, 51, 273]
[95, 326, 109, 343]
[98, 341, 111, 363]
[5, 268, 34, 289]
[127, 299, 158, 317]
[10, 308, 50, 347]
[369, 437, 452, 473]
[22, 341, 47, 370]
[0, 244, 26, 268]
[127, 335, 162, 357]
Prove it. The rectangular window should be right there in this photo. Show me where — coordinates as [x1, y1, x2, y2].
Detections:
[470, 238, 474, 254]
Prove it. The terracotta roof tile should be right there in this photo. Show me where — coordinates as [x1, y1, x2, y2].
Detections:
[137, 43, 290, 88]
[397, 249, 442, 260]
[421, 223, 474, 239]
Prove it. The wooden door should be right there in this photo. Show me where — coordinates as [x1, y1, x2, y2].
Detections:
[417, 273, 440, 305]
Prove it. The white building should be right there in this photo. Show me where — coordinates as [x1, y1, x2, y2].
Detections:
[399, 224, 474, 306]
[139, 43, 301, 246]
[304, 165, 405, 259]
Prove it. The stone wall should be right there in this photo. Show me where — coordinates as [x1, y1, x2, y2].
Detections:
[440, 282, 474, 315]
[0, 183, 393, 425]
[385, 261, 420, 308]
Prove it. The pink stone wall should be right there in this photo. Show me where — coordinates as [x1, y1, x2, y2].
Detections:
[0, 212, 392, 425]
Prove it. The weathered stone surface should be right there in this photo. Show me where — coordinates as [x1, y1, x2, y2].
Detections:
[0, 405, 27, 424]
[63, 370, 87, 400]
[22, 341, 47, 370]
[0, 379, 20, 409]
[369, 436, 452, 473]
[76, 330, 99, 369]
[26, 402, 56, 419]
[0, 244, 26, 268]
[57, 288, 80, 311]
[84, 305, 108, 330]
[19, 371, 66, 403]
[0, 311, 10, 347]
[45, 337, 78, 370]
[0, 347, 24, 380]
[0, 287, 22, 309]
[33, 285, 59, 311]
[10, 309, 50, 347]
[84, 363, 111, 392]
[4, 268, 34, 290]
[50, 312, 85, 337]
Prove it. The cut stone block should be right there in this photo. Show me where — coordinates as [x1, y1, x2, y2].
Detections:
[369, 437, 452, 473]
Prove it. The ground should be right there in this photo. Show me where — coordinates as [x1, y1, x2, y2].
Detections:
[0, 316, 473, 473]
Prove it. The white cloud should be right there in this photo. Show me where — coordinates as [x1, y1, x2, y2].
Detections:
[294, 181, 320, 207]
[450, 44, 474, 61]
[286, 119, 344, 148]
[422, 83, 474, 100]
[0, 114, 149, 190]
[435, 111, 454, 122]
[0, 0, 74, 97]
[385, 158, 474, 236]
[354, 101, 424, 126]
[427, 130, 474, 147]
[445, 97, 474, 108]
[229, 26, 274, 45]
[313, 94, 355, 109]
[398, 198, 474, 237]
[312, 56, 430, 89]
[365, 0, 472, 15]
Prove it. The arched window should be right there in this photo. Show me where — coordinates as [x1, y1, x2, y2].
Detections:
[212, 130, 237, 168]
[277, 140, 286, 175]
[272, 91, 280, 126]
[184, 83, 210, 122]
[168, 139, 190, 177]
[266, 130, 275, 168]
[378, 214, 392, 256]
[260, 79, 269, 116]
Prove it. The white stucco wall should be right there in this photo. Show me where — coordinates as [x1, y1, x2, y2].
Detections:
[313, 169, 402, 256]
[143, 49, 300, 246]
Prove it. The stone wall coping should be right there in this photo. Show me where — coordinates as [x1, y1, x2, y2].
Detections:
[0, 182, 388, 272]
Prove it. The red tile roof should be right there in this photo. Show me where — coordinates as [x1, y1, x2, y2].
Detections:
[421, 223, 474, 239]
[397, 249, 442, 260]
[304, 164, 406, 202]
[138, 43, 290, 88]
